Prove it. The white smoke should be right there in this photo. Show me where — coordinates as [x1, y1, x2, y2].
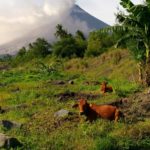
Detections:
[0, 0, 90, 54]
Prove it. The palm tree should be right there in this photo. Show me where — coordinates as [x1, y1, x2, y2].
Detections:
[101, 0, 150, 86]
[75, 30, 86, 40]
[55, 24, 69, 39]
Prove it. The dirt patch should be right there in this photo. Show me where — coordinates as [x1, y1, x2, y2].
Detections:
[0, 65, 10, 71]
[49, 80, 66, 85]
[105, 98, 128, 108]
[10, 87, 20, 93]
[47, 80, 74, 85]
[2, 101, 47, 113]
[0, 83, 7, 87]
[119, 92, 150, 123]
[84, 81, 100, 86]
[23, 110, 79, 134]
[2, 104, 29, 113]
[55, 91, 100, 102]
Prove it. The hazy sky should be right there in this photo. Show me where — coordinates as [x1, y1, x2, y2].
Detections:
[76, 0, 144, 25]
[0, 0, 144, 47]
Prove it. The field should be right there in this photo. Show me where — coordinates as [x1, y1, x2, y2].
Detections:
[1, 49, 150, 150]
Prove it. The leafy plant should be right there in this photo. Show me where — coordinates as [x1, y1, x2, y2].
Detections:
[100, 0, 150, 86]
[36, 60, 63, 75]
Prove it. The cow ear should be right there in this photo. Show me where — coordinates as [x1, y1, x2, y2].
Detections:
[72, 103, 78, 108]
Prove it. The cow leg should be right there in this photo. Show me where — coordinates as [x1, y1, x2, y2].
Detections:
[114, 109, 119, 122]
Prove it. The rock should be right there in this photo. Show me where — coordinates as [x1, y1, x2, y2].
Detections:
[84, 81, 90, 85]
[53, 80, 65, 85]
[57, 81, 65, 85]
[0, 106, 5, 114]
[0, 133, 23, 148]
[54, 109, 71, 118]
[68, 80, 74, 84]
[11, 87, 20, 93]
[0, 133, 7, 147]
[0, 120, 22, 130]
[48, 80, 66, 85]
[57, 91, 75, 102]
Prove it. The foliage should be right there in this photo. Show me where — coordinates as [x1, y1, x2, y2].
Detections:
[10, 38, 51, 66]
[55, 24, 70, 39]
[85, 31, 114, 57]
[0, 54, 12, 62]
[52, 25, 87, 58]
[95, 136, 119, 150]
[28, 38, 51, 58]
[36, 60, 63, 75]
[17, 47, 26, 57]
[52, 34, 86, 58]
[75, 30, 86, 40]
[100, 0, 150, 85]
[1, 48, 150, 150]
[53, 37, 78, 58]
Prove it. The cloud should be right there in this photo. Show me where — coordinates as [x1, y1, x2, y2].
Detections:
[0, 0, 89, 48]
[43, 0, 74, 16]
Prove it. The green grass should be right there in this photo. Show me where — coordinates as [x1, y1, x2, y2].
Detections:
[0, 49, 150, 149]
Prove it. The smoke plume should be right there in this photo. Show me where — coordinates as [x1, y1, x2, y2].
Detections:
[0, 0, 90, 54]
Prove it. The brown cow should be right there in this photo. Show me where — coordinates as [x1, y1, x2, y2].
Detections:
[73, 99, 121, 122]
[100, 81, 113, 94]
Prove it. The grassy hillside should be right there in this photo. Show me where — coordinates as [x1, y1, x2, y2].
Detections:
[0, 48, 150, 149]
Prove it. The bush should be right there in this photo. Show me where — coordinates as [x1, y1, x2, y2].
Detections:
[85, 31, 114, 57]
[28, 38, 51, 58]
[52, 37, 86, 58]
[95, 137, 119, 150]
[36, 60, 63, 75]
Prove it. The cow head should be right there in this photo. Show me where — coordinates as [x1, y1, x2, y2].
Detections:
[101, 81, 108, 86]
[72, 98, 89, 115]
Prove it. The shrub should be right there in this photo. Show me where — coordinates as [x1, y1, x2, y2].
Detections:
[52, 36, 86, 58]
[36, 60, 63, 75]
[28, 38, 51, 58]
[85, 31, 114, 57]
[95, 136, 119, 150]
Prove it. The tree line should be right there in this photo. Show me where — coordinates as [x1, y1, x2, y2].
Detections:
[15, 24, 116, 60]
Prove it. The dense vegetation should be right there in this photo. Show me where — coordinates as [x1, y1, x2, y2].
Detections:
[1, 48, 150, 149]
[1, 0, 150, 149]
[101, 0, 150, 86]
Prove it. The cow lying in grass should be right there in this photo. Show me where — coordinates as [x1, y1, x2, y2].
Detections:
[73, 99, 122, 122]
[100, 81, 113, 94]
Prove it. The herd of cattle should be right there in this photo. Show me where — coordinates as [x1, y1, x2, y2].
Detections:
[73, 81, 125, 122]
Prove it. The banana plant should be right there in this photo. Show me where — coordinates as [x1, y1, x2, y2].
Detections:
[100, 0, 150, 86]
